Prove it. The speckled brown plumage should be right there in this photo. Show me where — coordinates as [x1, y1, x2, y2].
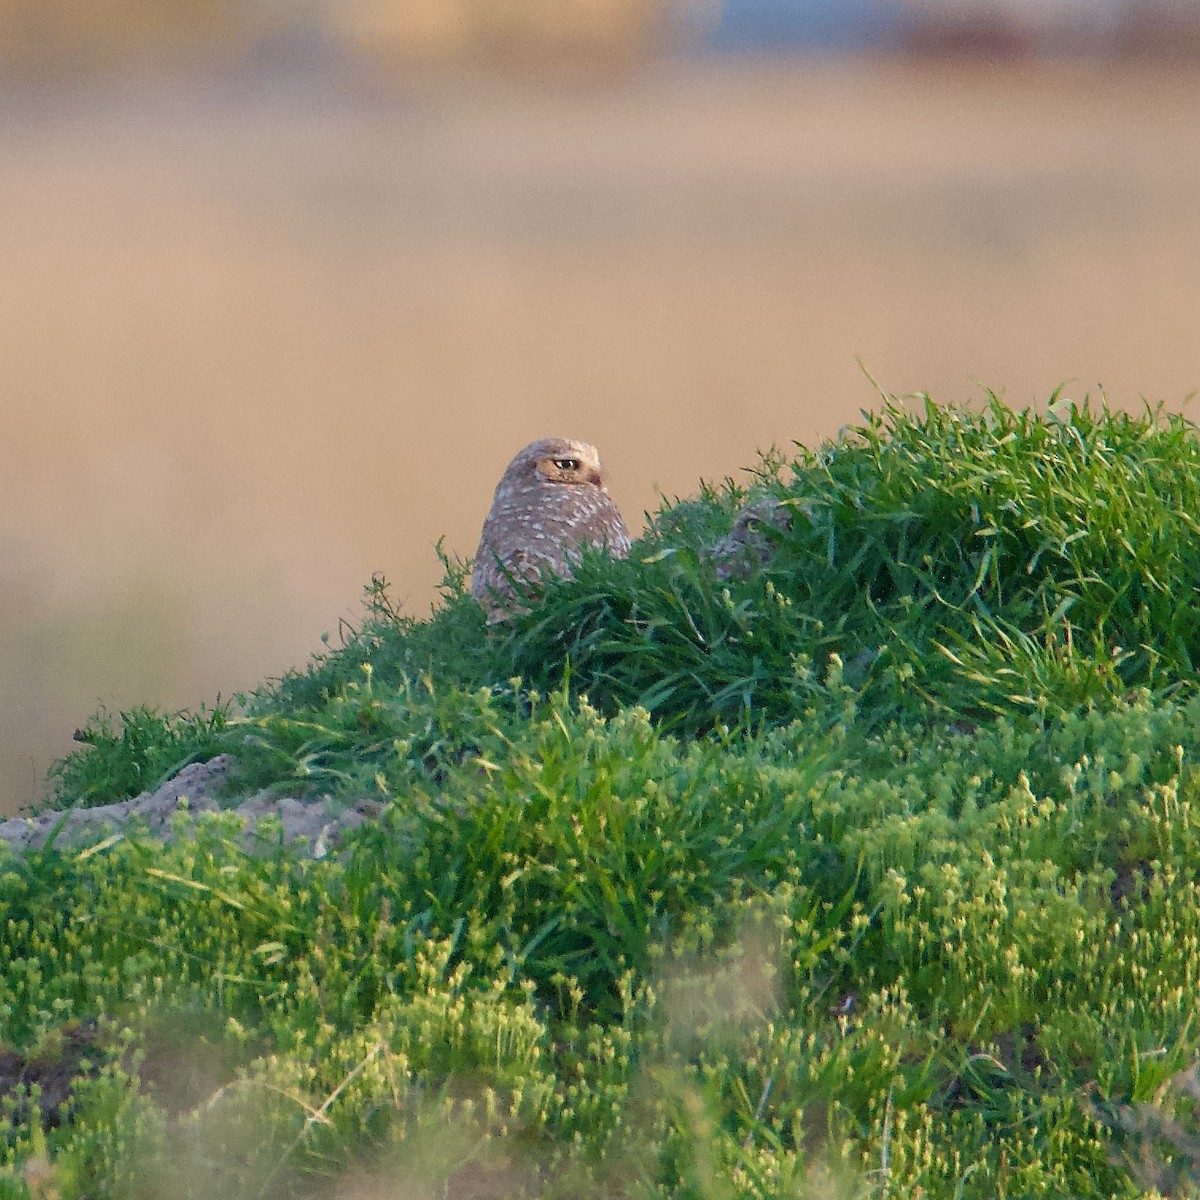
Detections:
[707, 496, 793, 581]
[471, 437, 631, 623]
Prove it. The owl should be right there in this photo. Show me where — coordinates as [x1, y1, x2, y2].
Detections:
[707, 496, 793, 581]
[471, 437, 632, 623]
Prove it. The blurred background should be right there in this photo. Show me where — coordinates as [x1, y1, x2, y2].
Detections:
[1, 0, 1197, 812]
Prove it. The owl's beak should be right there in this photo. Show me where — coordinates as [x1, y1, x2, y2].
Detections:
[587, 467, 604, 488]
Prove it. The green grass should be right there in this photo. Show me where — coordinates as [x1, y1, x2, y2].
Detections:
[45, 703, 232, 811]
[499, 393, 1200, 730]
[5, 395, 1200, 1198]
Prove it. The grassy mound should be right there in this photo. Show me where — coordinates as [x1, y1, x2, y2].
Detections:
[55, 395, 1200, 807]
[7, 396, 1200, 1198]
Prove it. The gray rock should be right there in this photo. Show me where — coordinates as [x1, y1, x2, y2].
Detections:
[0, 756, 384, 861]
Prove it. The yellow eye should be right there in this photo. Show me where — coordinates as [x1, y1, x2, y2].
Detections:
[553, 458, 581, 471]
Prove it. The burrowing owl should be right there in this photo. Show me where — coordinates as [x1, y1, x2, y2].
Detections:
[471, 437, 632, 623]
[707, 497, 793, 581]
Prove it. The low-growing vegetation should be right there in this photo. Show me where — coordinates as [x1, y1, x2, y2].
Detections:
[5, 395, 1200, 1198]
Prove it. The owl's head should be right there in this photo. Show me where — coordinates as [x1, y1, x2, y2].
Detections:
[505, 438, 606, 490]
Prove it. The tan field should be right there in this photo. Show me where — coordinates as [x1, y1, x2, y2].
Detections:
[1, 54, 1197, 813]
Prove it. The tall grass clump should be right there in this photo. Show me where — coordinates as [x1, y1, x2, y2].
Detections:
[46, 703, 231, 809]
[498, 394, 1200, 731]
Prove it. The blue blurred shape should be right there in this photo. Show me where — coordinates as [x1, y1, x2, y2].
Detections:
[708, 0, 903, 50]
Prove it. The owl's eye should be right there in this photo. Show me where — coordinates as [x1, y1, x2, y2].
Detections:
[553, 458, 581, 471]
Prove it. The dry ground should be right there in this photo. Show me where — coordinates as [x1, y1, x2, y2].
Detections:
[1, 54, 1197, 811]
